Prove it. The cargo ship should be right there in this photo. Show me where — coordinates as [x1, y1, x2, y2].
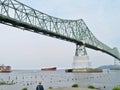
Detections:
[0, 65, 11, 72]
[41, 67, 56, 71]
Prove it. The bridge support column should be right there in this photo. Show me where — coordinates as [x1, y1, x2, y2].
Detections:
[72, 44, 91, 69]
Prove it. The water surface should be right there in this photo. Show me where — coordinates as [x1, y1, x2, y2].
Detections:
[0, 69, 120, 90]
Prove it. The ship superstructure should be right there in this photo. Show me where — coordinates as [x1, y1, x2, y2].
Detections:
[0, 64, 11, 72]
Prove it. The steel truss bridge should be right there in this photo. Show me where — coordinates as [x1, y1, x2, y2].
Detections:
[0, 0, 120, 60]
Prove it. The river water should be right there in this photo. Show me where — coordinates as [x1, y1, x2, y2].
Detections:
[0, 69, 120, 90]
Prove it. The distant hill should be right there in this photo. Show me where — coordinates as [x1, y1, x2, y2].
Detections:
[98, 65, 120, 69]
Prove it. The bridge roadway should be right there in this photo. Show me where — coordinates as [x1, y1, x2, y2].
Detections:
[0, 0, 120, 60]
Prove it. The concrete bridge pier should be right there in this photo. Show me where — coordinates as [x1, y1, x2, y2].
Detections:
[73, 55, 91, 69]
[72, 44, 91, 69]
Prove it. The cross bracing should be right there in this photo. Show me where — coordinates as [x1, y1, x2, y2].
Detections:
[0, 0, 120, 60]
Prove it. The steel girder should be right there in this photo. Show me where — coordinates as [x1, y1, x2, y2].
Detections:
[0, 0, 120, 60]
[75, 44, 87, 56]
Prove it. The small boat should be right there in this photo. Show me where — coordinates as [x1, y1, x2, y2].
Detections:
[41, 67, 56, 71]
[0, 64, 11, 72]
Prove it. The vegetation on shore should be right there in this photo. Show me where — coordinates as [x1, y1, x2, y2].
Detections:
[71, 84, 78, 88]
[112, 86, 120, 90]
[48, 86, 53, 89]
[0, 81, 14, 85]
[22, 87, 27, 90]
[88, 85, 95, 89]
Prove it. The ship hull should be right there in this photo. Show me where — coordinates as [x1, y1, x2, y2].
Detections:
[41, 67, 56, 71]
[0, 71, 11, 73]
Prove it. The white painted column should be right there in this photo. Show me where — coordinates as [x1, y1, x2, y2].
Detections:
[72, 55, 91, 69]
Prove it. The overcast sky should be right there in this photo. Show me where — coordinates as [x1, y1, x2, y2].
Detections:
[0, 0, 120, 69]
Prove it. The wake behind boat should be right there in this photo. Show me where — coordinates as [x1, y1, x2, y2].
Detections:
[41, 67, 56, 71]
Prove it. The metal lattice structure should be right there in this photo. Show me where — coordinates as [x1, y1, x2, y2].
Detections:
[0, 0, 120, 60]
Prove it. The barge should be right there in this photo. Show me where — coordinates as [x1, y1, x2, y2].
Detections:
[65, 68, 103, 73]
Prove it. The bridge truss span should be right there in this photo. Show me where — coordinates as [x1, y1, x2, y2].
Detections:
[0, 0, 120, 60]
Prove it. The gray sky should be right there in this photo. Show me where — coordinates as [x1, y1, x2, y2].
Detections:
[0, 0, 120, 69]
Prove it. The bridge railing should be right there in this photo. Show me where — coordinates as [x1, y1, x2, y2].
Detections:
[0, 0, 120, 60]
